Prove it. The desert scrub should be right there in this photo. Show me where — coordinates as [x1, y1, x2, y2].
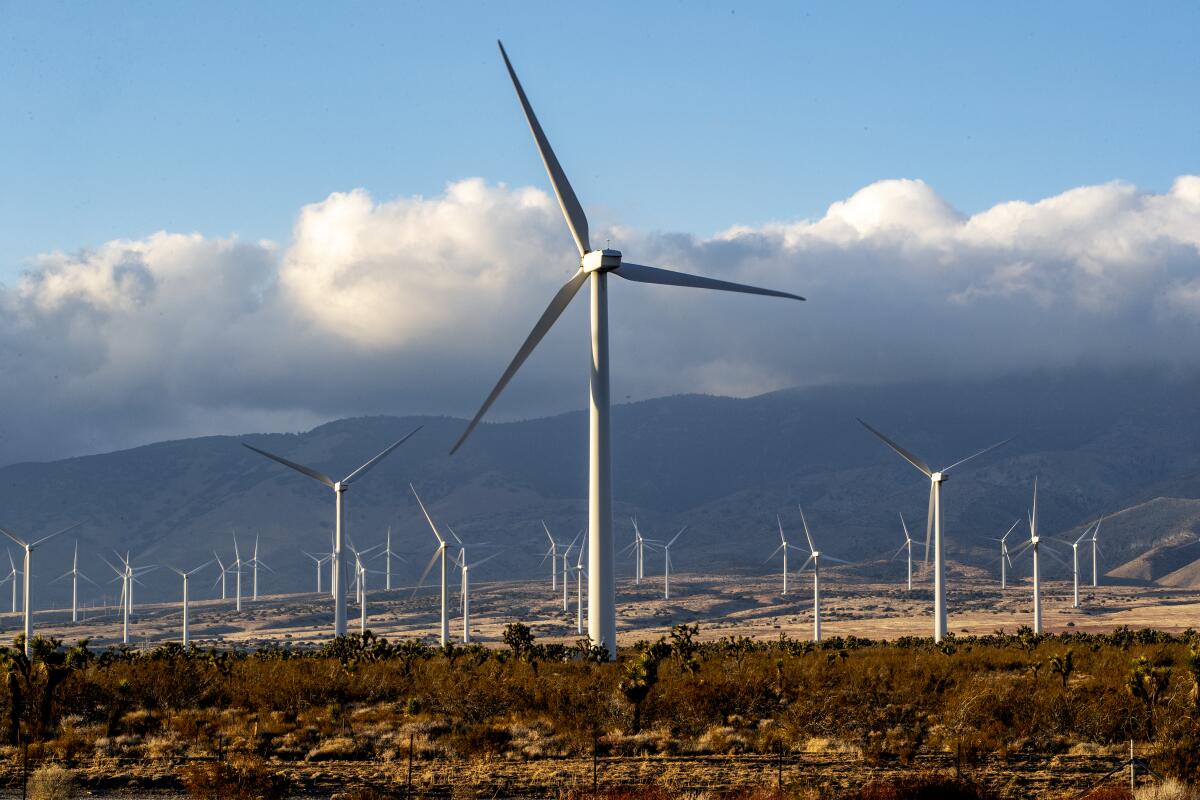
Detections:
[28, 764, 74, 800]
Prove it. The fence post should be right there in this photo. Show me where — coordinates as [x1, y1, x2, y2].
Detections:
[1130, 739, 1135, 791]
[406, 732, 414, 800]
[593, 736, 598, 795]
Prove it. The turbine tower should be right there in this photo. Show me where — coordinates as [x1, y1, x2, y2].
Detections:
[455, 549, 500, 644]
[411, 485, 451, 646]
[248, 534, 273, 601]
[377, 527, 406, 592]
[1070, 522, 1094, 609]
[1028, 479, 1043, 634]
[449, 42, 805, 658]
[540, 521, 562, 591]
[243, 426, 422, 637]
[571, 536, 587, 635]
[212, 552, 228, 600]
[858, 420, 1011, 642]
[1090, 517, 1103, 587]
[561, 532, 581, 612]
[0, 523, 79, 656]
[304, 552, 330, 593]
[231, 532, 244, 612]
[169, 560, 213, 646]
[658, 526, 687, 600]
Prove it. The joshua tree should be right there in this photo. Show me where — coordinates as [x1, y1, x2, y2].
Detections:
[1127, 656, 1172, 739]
[1049, 650, 1075, 689]
[619, 650, 660, 733]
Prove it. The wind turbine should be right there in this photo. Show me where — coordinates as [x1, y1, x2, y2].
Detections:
[230, 532, 244, 612]
[212, 551, 229, 600]
[243, 426, 422, 637]
[562, 531, 581, 612]
[891, 513, 914, 592]
[448, 42, 805, 657]
[1027, 479, 1044, 633]
[1070, 522, 1095, 609]
[104, 552, 154, 646]
[304, 552, 330, 594]
[571, 536, 587, 635]
[795, 506, 850, 643]
[376, 526, 406, 592]
[347, 540, 382, 635]
[249, 534, 273, 601]
[994, 520, 1020, 590]
[656, 526, 687, 600]
[767, 515, 805, 595]
[1090, 517, 1104, 587]
[0, 523, 79, 656]
[1, 552, 18, 613]
[858, 419, 1012, 642]
[455, 548, 500, 644]
[540, 521, 562, 591]
[168, 560, 214, 646]
[52, 541, 99, 623]
[410, 485, 451, 646]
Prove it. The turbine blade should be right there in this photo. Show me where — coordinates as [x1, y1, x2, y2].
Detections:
[798, 505, 816, 553]
[446, 526, 464, 546]
[668, 526, 688, 548]
[942, 436, 1014, 474]
[822, 555, 853, 565]
[242, 443, 336, 488]
[497, 40, 590, 256]
[31, 521, 82, 548]
[613, 261, 805, 302]
[889, 543, 908, 562]
[798, 554, 815, 572]
[342, 426, 423, 485]
[450, 268, 588, 455]
[473, 552, 502, 570]
[410, 485, 446, 545]
[856, 419, 934, 477]
[764, 543, 785, 564]
[777, 515, 787, 546]
[1001, 519, 1021, 542]
[0, 526, 28, 548]
[899, 512, 911, 543]
[411, 549, 442, 599]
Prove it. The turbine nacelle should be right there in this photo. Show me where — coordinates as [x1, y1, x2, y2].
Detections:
[581, 248, 622, 273]
[931, 471, 946, 483]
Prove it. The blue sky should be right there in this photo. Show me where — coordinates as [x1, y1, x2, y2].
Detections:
[2, 2, 1197, 283]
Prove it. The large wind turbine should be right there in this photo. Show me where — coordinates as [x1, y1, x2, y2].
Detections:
[243, 426, 422, 637]
[858, 420, 1012, 641]
[169, 560, 214, 646]
[410, 485, 451, 646]
[449, 42, 805, 657]
[795, 506, 850, 643]
[0, 523, 79, 655]
[52, 541, 99, 623]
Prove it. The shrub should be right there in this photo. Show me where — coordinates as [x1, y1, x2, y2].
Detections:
[28, 764, 74, 800]
[1135, 779, 1200, 800]
[841, 773, 1000, 800]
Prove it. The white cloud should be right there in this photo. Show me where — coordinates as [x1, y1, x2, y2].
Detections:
[1, 175, 1198, 464]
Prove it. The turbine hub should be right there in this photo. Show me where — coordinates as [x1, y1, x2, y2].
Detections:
[931, 472, 946, 483]
[581, 248, 622, 273]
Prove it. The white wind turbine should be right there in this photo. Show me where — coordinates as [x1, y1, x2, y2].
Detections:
[0, 523, 79, 656]
[449, 42, 805, 657]
[52, 541, 99, 623]
[347, 540, 383, 635]
[562, 531, 581, 612]
[212, 551, 229, 600]
[1070, 521, 1096, 608]
[3, 551, 19, 613]
[304, 552, 331, 594]
[655, 526, 687, 600]
[1012, 478, 1066, 634]
[455, 547, 501, 644]
[104, 552, 154, 646]
[243, 426, 422, 637]
[249, 534, 273, 601]
[168, 559, 214, 646]
[994, 519, 1020, 590]
[891, 513, 914, 592]
[795, 506, 850, 643]
[858, 420, 1012, 642]
[376, 526, 406, 592]
[570, 536, 587, 635]
[540, 521, 564, 591]
[767, 515, 806, 595]
[1090, 516, 1104, 587]
[410, 485, 452, 646]
[230, 532, 244, 612]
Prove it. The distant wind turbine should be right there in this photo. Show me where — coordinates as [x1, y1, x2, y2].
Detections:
[796, 506, 850, 643]
[168, 560, 214, 645]
[231, 532, 244, 612]
[52, 541, 99, 623]
[767, 515, 805, 596]
[1070, 522, 1095, 608]
[1090, 517, 1104, 587]
[0, 522, 80, 656]
[212, 551, 229, 600]
[249, 534, 273, 601]
[541, 521, 565, 591]
[654, 526, 687, 600]
[994, 520, 1020, 590]
[892, 513, 914, 592]
[455, 548, 500, 644]
[448, 42, 805, 657]
[562, 531, 581, 612]
[570, 536, 587, 635]
[243, 426, 422, 637]
[377, 527, 406, 591]
[1, 551, 19, 613]
[304, 552, 330, 594]
[858, 419, 1012, 641]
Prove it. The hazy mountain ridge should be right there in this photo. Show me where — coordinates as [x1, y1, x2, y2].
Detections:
[2, 365, 1199, 606]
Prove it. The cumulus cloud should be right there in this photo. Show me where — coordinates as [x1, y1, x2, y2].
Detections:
[1, 175, 1198, 465]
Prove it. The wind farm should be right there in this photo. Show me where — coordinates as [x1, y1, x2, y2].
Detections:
[2, 7, 1199, 799]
